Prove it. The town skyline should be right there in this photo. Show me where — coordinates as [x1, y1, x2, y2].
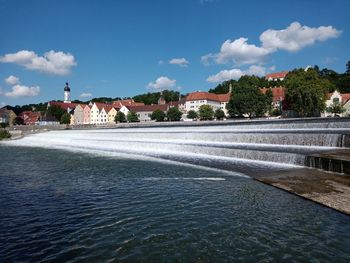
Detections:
[0, 0, 349, 107]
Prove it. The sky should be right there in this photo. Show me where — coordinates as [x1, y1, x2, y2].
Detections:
[0, 0, 349, 106]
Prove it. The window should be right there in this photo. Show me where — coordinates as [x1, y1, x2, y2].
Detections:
[333, 98, 340, 103]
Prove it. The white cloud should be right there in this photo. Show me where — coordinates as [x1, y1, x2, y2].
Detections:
[147, 76, 176, 90]
[4, 84, 40, 98]
[80, 92, 92, 98]
[260, 22, 342, 52]
[169, 58, 189, 67]
[207, 65, 267, 83]
[0, 50, 77, 75]
[5, 75, 20, 85]
[202, 22, 341, 66]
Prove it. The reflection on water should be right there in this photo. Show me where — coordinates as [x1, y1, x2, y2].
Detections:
[0, 146, 349, 262]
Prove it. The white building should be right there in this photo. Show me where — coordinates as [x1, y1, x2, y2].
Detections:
[185, 91, 231, 116]
[323, 90, 350, 117]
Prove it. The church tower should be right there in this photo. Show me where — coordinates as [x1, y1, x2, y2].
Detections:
[64, 82, 71, 103]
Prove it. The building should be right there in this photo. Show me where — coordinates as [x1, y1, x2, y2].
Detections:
[19, 111, 41, 125]
[83, 105, 91, 124]
[185, 91, 231, 115]
[0, 108, 16, 126]
[72, 104, 85, 125]
[261, 86, 286, 110]
[112, 99, 144, 108]
[106, 106, 118, 123]
[37, 114, 59, 125]
[322, 90, 350, 117]
[265, 71, 289, 81]
[0, 108, 9, 124]
[64, 82, 71, 103]
[121, 104, 168, 122]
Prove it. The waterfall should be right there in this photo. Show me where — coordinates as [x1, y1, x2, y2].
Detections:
[2, 119, 350, 175]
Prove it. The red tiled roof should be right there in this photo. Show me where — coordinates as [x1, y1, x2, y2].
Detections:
[19, 111, 42, 125]
[186, 92, 220, 102]
[126, 104, 168, 112]
[341, 93, 350, 103]
[113, 99, 145, 108]
[48, 101, 85, 110]
[217, 93, 231, 102]
[261, 87, 285, 102]
[265, 71, 289, 80]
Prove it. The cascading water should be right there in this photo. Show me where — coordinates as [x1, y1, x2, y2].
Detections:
[3, 119, 350, 175]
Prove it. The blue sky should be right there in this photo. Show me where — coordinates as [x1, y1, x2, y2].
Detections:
[0, 0, 349, 106]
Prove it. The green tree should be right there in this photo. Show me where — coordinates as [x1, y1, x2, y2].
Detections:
[47, 105, 66, 121]
[198, 105, 214, 120]
[327, 101, 345, 117]
[167, 107, 182, 121]
[127, 111, 139, 122]
[214, 109, 226, 120]
[285, 68, 330, 117]
[0, 129, 11, 140]
[187, 110, 198, 120]
[60, 112, 71, 124]
[226, 85, 270, 118]
[115, 111, 126, 123]
[151, 109, 166, 122]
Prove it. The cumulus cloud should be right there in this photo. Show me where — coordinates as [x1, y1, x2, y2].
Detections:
[0, 50, 77, 75]
[207, 65, 267, 83]
[169, 58, 189, 67]
[4, 84, 40, 98]
[147, 76, 176, 90]
[5, 75, 20, 85]
[260, 22, 341, 52]
[202, 22, 341, 66]
[80, 92, 92, 98]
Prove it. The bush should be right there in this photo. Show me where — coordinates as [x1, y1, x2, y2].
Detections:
[0, 129, 11, 140]
[214, 109, 225, 120]
[199, 105, 214, 120]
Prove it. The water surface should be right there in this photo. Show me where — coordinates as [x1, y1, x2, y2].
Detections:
[0, 146, 349, 262]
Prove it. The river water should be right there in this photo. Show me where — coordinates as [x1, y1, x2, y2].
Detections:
[1, 141, 350, 262]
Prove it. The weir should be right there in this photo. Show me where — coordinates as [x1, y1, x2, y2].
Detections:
[3, 118, 350, 214]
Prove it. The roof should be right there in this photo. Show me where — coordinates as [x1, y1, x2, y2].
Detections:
[113, 99, 145, 108]
[48, 101, 84, 110]
[126, 104, 168, 112]
[186, 92, 220, 102]
[265, 71, 289, 80]
[261, 87, 285, 102]
[217, 93, 231, 102]
[20, 111, 42, 124]
[341, 93, 350, 103]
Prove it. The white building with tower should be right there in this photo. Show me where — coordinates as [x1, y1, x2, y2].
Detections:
[64, 82, 71, 103]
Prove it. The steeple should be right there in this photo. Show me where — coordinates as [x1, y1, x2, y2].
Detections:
[228, 83, 233, 93]
[64, 82, 71, 103]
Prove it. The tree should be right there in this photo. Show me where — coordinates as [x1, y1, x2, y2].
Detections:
[167, 107, 182, 121]
[47, 105, 66, 121]
[285, 68, 330, 117]
[198, 105, 214, 120]
[327, 101, 345, 117]
[60, 112, 71, 124]
[214, 109, 226, 120]
[13, 116, 24, 125]
[127, 111, 139, 122]
[151, 109, 166, 122]
[226, 85, 270, 118]
[187, 110, 198, 120]
[115, 111, 126, 123]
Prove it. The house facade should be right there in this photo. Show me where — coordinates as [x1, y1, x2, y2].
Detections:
[322, 90, 350, 117]
[185, 91, 230, 115]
